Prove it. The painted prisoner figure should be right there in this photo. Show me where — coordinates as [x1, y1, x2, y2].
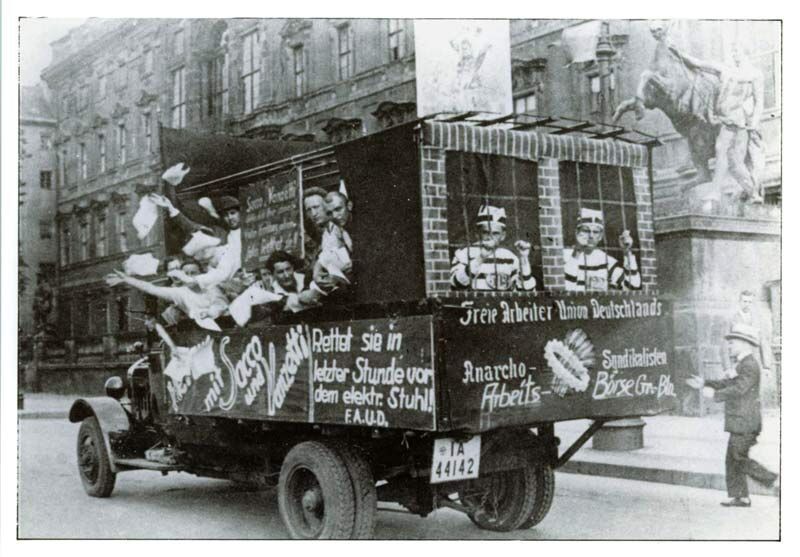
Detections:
[450, 205, 535, 291]
[563, 208, 641, 292]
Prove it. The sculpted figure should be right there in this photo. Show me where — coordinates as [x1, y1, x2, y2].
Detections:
[613, 21, 720, 184]
[668, 43, 765, 202]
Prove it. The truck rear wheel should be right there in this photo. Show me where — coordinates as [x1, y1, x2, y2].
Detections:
[278, 441, 356, 539]
[76, 417, 116, 498]
[334, 444, 377, 539]
[461, 462, 537, 532]
[518, 464, 555, 529]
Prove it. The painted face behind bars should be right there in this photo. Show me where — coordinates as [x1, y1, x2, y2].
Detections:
[576, 224, 604, 250]
[479, 227, 505, 250]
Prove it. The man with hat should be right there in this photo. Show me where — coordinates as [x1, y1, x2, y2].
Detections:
[563, 207, 641, 292]
[450, 205, 535, 291]
[686, 323, 778, 507]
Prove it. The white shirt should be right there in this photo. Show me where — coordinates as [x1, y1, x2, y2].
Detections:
[194, 228, 242, 290]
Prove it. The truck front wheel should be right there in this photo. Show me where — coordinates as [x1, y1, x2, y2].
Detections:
[278, 441, 356, 539]
[76, 417, 116, 497]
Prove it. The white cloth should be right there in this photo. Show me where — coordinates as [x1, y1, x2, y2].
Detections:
[133, 196, 159, 240]
[194, 228, 242, 290]
[229, 281, 283, 326]
[123, 253, 161, 276]
[182, 231, 222, 258]
[321, 222, 353, 253]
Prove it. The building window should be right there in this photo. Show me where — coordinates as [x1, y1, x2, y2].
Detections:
[60, 222, 71, 265]
[98, 134, 106, 173]
[242, 31, 261, 114]
[293, 45, 305, 97]
[116, 209, 128, 252]
[39, 219, 52, 239]
[116, 296, 129, 332]
[143, 47, 154, 75]
[116, 61, 128, 91]
[79, 221, 89, 260]
[514, 93, 538, 114]
[174, 27, 185, 57]
[142, 113, 153, 153]
[79, 143, 87, 180]
[60, 148, 68, 187]
[40, 170, 52, 190]
[95, 211, 107, 258]
[388, 19, 404, 61]
[117, 124, 127, 165]
[204, 55, 229, 119]
[98, 74, 107, 99]
[338, 24, 354, 80]
[40, 133, 52, 150]
[171, 67, 187, 128]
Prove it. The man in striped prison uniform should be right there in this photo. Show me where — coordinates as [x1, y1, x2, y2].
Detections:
[563, 208, 641, 292]
[450, 205, 536, 292]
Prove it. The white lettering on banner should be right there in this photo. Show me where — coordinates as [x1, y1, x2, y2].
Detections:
[592, 371, 676, 401]
[462, 358, 528, 384]
[601, 348, 668, 370]
[209, 325, 311, 414]
[480, 375, 542, 412]
[460, 297, 665, 326]
[312, 326, 353, 353]
[344, 407, 388, 427]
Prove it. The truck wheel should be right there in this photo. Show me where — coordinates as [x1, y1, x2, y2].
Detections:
[518, 464, 555, 529]
[76, 417, 116, 498]
[278, 441, 356, 539]
[461, 462, 537, 532]
[334, 444, 377, 539]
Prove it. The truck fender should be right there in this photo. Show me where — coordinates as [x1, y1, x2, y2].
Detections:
[69, 397, 131, 473]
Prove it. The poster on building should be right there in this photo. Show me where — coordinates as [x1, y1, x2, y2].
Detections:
[239, 168, 304, 271]
[414, 19, 513, 117]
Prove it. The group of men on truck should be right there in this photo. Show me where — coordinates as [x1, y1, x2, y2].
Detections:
[105, 163, 353, 331]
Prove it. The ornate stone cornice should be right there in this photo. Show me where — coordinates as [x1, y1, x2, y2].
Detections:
[90, 113, 109, 129]
[135, 90, 159, 108]
[280, 19, 313, 40]
[111, 103, 130, 121]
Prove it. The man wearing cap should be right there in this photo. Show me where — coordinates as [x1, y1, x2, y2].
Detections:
[158, 194, 243, 292]
[563, 208, 641, 292]
[686, 323, 778, 507]
[450, 205, 535, 291]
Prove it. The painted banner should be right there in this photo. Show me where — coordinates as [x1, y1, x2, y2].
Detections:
[414, 19, 513, 117]
[240, 169, 303, 271]
[163, 316, 436, 430]
[440, 295, 677, 430]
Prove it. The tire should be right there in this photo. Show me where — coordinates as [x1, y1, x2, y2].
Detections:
[518, 464, 555, 529]
[76, 416, 116, 498]
[334, 444, 377, 540]
[462, 461, 537, 532]
[278, 441, 356, 539]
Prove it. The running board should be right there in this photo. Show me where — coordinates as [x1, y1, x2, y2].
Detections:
[114, 458, 185, 471]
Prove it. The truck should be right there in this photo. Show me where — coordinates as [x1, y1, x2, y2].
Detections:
[70, 114, 675, 539]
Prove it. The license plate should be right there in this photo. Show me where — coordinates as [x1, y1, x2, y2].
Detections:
[430, 436, 481, 484]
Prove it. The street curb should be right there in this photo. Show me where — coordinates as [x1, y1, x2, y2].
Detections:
[561, 459, 779, 497]
[18, 411, 69, 420]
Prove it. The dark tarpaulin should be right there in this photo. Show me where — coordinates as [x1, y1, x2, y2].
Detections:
[159, 126, 326, 254]
[333, 122, 425, 305]
[159, 126, 326, 191]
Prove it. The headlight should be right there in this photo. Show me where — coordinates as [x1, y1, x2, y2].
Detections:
[104, 376, 126, 400]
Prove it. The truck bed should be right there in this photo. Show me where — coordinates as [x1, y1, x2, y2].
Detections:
[157, 293, 676, 433]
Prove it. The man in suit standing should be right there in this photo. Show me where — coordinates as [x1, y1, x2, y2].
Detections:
[687, 323, 778, 507]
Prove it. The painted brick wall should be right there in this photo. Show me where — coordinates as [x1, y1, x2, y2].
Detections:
[420, 122, 658, 297]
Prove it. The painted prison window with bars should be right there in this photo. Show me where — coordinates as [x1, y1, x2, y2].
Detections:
[445, 152, 543, 292]
[559, 161, 641, 282]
